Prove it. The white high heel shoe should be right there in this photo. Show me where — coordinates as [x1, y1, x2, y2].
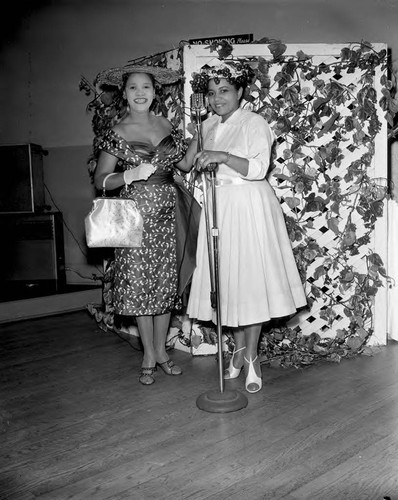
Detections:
[244, 356, 262, 393]
[224, 346, 246, 380]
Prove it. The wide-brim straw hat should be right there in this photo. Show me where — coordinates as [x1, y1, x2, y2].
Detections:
[95, 63, 182, 87]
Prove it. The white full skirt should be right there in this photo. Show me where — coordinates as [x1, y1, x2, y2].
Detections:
[186, 180, 307, 327]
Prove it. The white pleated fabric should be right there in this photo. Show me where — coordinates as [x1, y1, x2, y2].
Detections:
[186, 108, 307, 327]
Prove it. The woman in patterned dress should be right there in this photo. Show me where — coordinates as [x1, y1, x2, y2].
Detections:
[181, 62, 307, 393]
[94, 65, 200, 385]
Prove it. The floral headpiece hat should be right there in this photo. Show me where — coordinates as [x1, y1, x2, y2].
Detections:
[190, 60, 254, 93]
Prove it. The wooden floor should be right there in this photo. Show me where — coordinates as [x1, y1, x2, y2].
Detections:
[1, 311, 397, 500]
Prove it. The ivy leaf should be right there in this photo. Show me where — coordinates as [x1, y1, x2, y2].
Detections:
[284, 86, 299, 104]
[274, 331, 285, 341]
[275, 116, 291, 134]
[314, 265, 326, 280]
[328, 353, 342, 363]
[346, 336, 363, 351]
[340, 47, 351, 61]
[283, 61, 297, 77]
[390, 98, 398, 113]
[296, 50, 311, 61]
[305, 219, 314, 229]
[345, 116, 355, 132]
[311, 285, 322, 297]
[353, 129, 366, 144]
[378, 266, 387, 278]
[378, 49, 387, 59]
[257, 56, 269, 72]
[286, 162, 299, 173]
[360, 40, 373, 52]
[313, 96, 330, 113]
[191, 334, 203, 349]
[275, 71, 292, 88]
[330, 201, 341, 215]
[355, 316, 365, 328]
[385, 111, 395, 126]
[268, 41, 287, 60]
[283, 148, 293, 159]
[336, 329, 348, 340]
[284, 196, 301, 209]
[318, 112, 340, 137]
[341, 270, 354, 282]
[313, 153, 323, 166]
[313, 344, 328, 354]
[327, 217, 340, 234]
[214, 40, 233, 59]
[304, 194, 327, 212]
[342, 230, 356, 247]
[368, 253, 383, 266]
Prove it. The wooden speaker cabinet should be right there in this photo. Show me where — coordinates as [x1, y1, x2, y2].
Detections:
[0, 212, 66, 299]
[0, 143, 46, 214]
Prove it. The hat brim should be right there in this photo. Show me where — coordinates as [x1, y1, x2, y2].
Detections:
[95, 64, 181, 87]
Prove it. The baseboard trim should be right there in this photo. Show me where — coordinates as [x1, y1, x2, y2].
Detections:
[0, 288, 102, 324]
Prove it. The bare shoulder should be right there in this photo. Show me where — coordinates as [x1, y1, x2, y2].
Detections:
[112, 119, 129, 135]
[154, 115, 173, 131]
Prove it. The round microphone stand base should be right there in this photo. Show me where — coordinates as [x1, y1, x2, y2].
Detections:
[196, 388, 248, 413]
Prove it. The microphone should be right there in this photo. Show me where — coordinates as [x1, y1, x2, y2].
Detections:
[190, 93, 207, 120]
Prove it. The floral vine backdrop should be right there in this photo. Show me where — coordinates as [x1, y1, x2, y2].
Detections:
[80, 38, 398, 368]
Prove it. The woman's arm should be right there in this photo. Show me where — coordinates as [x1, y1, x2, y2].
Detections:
[175, 134, 198, 172]
[194, 115, 273, 179]
[194, 150, 249, 176]
[242, 116, 274, 180]
[94, 150, 157, 191]
[94, 151, 124, 191]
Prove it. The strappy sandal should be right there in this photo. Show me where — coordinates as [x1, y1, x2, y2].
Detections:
[139, 366, 157, 385]
[157, 359, 182, 376]
[244, 356, 263, 394]
[224, 346, 246, 380]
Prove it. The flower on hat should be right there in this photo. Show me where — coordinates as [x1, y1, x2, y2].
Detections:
[190, 61, 254, 93]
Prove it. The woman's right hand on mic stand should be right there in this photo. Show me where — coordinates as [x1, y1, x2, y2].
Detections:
[194, 150, 222, 172]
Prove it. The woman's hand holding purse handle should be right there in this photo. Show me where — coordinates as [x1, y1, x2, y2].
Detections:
[123, 163, 157, 184]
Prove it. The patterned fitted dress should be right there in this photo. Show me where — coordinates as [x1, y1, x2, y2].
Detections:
[99, 128, 199, 317]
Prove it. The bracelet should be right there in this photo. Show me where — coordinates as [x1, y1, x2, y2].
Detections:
[102, 172, 117, 194]
[225, 151, 231, 164]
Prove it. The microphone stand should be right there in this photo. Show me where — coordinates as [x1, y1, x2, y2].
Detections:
[192, 105, 248, 413]
[195, 117, 216, 309]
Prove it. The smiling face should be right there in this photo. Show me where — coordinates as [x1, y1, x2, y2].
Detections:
[123, 72, 155, 112]
[207, 78, 243, 122]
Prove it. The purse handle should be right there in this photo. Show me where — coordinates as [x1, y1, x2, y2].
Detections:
[102, 173, 118, 196]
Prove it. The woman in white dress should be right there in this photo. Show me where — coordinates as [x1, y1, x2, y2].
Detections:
[180, 61, 307, 394]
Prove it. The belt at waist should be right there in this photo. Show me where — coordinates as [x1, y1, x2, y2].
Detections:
[215, 177, 250, 187]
